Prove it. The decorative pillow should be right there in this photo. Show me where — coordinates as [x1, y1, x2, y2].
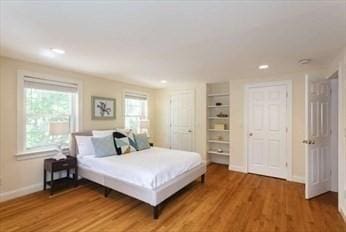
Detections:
[92, 130, 116, 137]
[113, 129, 137, 153]
[114, 137, 133, 154]
[75, 136, 95, 156]
[91, 135, 117, 157]
[134, 133, 150, 151]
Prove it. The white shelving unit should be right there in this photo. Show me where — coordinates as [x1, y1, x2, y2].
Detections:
[207, 82, 230, 165]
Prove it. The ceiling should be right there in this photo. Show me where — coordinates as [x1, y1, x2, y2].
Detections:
[1, 1, 345, 88]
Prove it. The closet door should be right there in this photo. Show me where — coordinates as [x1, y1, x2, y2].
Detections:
[170, 91, 194, 151]
[247, 84, 288, 179]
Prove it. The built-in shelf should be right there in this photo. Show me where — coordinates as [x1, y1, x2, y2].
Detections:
[207, 105, 229, 108]
[207, 93, 229, 97]
[208, 117, 229, 120]
[207, 82, 230, 166]
[208, 150, 230, 156]
[208, 129, 230, 132]
[208, 140, 229, 144]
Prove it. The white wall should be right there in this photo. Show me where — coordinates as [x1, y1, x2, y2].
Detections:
[153, 69, 328, 181]
[154, 83, 207, 160]
[327, 46, 346, 219]
[0, 56, 156, 201]
[229, 70, 331, 180]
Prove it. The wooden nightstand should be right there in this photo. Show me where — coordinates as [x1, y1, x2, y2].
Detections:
[43, 155, 78, 195]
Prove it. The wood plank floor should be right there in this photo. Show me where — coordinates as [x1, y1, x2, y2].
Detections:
[0, 164, 345, 232]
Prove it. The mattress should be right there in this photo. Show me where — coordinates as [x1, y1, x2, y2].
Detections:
[77, 147, 202, 189]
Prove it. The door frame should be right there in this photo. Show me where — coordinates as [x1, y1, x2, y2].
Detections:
[243, 80, 293, 180]
[336, 61, 345, 215]
[169, 89, 196, 151]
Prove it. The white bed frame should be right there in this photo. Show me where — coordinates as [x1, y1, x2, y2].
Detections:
[70, 131, 206, 219]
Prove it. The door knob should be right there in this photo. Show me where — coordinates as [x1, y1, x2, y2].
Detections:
[249, 133, 253, 136]
[303, 140, 315, 144]
[188, 129, 192, 133]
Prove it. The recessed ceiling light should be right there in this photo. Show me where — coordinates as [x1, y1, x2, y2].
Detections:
[160, 80, 167, 84]
[258, 64, 269, 70]
[51, 48, 65, 54]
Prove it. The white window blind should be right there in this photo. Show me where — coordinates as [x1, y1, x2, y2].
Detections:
[23, 76, 78, 151]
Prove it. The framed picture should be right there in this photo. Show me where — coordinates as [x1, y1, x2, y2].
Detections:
[91, 96, 116, 120]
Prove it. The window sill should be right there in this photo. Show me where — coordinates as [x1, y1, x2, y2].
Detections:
[16, 147, 69, 161]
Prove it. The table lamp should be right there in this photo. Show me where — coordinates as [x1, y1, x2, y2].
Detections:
[139, 120, 150, 137]
[49, 121, 70, 160]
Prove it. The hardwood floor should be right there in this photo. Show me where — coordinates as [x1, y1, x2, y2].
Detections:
[0, 164, 345, 232]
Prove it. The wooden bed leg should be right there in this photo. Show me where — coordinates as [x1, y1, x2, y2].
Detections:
[201, 174, 205, 184]
[104, 187, 111, 197]
[153, 205, 159, 219]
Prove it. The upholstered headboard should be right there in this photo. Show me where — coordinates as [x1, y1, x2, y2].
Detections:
[69, 131, 93, 157]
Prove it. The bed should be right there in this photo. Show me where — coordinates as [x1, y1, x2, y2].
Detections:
[70, 131, 206, 219]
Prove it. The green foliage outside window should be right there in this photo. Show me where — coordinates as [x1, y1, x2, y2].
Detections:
[25, 88, 74, 150]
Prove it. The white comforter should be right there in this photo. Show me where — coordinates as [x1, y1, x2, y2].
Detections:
[78, 147, 202, 189]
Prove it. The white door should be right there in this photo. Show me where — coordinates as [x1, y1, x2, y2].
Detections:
[305, 77, 331, 199]
[170, 91, 194, 151]
[247, 84, 288, 179]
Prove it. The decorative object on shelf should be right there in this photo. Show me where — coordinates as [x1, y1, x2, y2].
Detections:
[216, 102, 222, 106]
[49, 121, 69, 160]
[92, 96, 116, 120]
[214, 124, 225, 130]
[217, 112, 228, 118]
[217, 148, 223, 153]
[217, 135, 223, 141]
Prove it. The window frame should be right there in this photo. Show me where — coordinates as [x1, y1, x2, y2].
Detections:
[123, 90, 149, 134]
[17, 70, 83, 159]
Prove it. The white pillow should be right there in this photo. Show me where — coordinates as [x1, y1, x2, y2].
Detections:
[92, 130, 116, 137]
[75, 136, 95, 156]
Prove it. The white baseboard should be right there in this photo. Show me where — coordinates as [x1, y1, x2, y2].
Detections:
[340, 206, 346, 223]
[0, 183, 42, 202]
[229, 164, 246, 173]
[291, 175, 305, 184]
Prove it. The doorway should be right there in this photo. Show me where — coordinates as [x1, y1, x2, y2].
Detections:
[245, 81, 292, 179]
[305, 73, 339, 199]
[169, 90, 195, 151]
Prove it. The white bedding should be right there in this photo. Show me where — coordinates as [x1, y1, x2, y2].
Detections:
[77, 147, 202, 189]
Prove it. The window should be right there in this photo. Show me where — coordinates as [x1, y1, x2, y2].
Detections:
[21, 76, 79, 153]
[124, 93, 148, 133]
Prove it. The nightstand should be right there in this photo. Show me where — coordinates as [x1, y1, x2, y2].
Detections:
[43, 155, 78, 195]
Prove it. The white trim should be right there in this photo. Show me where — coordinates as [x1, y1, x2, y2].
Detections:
[337, 57, 345, 213]
[243, 80, 293, 180]
[17, 70, 83, 157]
[0, 183, 42, 202]
[291, 175, 305, 184]
[229, 164, 246, 173]
[340, 207, 346, 223]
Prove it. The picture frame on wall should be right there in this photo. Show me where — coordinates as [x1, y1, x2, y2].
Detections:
[91, 96, 116, 120]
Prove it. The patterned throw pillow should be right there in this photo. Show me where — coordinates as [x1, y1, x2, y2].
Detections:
[134, 133, 150, 151]
[113, 129, 137, 154]
[114, 137, 133, 154]
[91, 135, 117, 157]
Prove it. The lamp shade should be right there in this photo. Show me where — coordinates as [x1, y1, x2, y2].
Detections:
[49, 122, 70, 135]
[139, 120, 150, 136]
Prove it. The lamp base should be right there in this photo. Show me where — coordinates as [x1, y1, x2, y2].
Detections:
[53, 152, 67, 160]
